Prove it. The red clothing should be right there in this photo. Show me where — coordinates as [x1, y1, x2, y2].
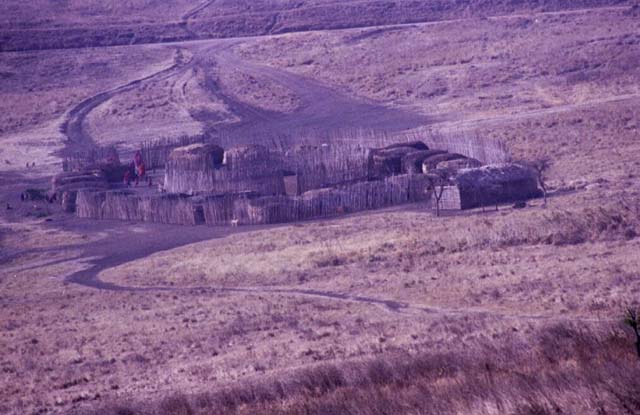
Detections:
[136, 162, 145, 178]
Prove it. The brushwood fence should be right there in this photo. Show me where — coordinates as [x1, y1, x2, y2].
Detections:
[62, 146, 119, 172]
[76, 190, 203, 225]
[140, 135, 207, 171]
[76, 174, 432, 226]
[284, 145, 372, 195]
[164, 144, 286, 195]
[307, 127, 511, 165]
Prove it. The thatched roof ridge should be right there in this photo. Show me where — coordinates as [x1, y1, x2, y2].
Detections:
[422, 153, 467, 173]
[436, 157, 482, 171]
[382, 141, 429, 151]
[455, 163, 536, 186]
[223, 144, 272, 164]
[401, 149, 448, 174]
[169, 143, 224, 163]
[451, 163, 541, 209]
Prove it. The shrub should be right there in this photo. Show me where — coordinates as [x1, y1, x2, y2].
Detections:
[158, 394, 193, 415]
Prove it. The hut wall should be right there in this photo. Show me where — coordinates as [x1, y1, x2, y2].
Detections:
[286, 145, 372, 194]
[76, 190, 201, 225]
[201, 194, 242, 225]
[423, 133, 511, 165]
[436, 186, 463, 210]
[165, 144, 285, 196]
[233, 174, 431, 225]
[455, 164, 542, 209]
[370, 147, 417, 179]
[77, 174, 432, 226]
[76, 190, 107, 219]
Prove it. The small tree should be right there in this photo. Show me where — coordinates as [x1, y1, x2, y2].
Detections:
[624, 307, 640, 359]
[530, 157, 551, 206]
[427, 168, 455, 217]
[517, 154, 551, 207]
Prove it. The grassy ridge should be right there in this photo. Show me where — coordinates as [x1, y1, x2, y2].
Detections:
[86, 325, 640, 415]
[0, 0, 630, 51]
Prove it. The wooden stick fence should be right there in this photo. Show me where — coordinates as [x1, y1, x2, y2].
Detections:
[76, 174, 432, 226]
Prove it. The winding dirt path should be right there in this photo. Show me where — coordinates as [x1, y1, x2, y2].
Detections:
[181, 0, 217, 21]
[211, 48, 432, 139]
[59, 37, 429, 155]
[65, 261, 618, 324]
[53, 210, 616, 325]
[59, 48, 193, 156]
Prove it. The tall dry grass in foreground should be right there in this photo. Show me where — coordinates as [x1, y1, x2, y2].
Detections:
[84, 325, 640, 415]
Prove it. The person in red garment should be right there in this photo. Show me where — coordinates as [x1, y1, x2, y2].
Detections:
[123, 151, 146, 186]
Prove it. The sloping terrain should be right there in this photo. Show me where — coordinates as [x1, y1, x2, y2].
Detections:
[1, 2, 640, 415]
[0, 0, 631, 51]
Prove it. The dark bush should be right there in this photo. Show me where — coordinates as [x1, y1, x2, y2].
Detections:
[158, 394, 193, 415]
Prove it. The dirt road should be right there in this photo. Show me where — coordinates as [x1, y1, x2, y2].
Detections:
[59, 49, 193, 157]
[208, 47, 431, 141]
[59, 37, 429, 156]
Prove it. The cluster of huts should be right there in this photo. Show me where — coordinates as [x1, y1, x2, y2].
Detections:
[52, 140, 541, 226]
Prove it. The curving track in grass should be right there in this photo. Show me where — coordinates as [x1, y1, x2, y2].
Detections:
[59, 48, 194, 156]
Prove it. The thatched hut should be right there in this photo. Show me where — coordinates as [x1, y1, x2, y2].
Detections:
[383, 141, 429, 151]
[164, 143, 285, 196]
[435, 157, 483, 172]
[370, 146, 415, 178]
[369, 141, 434, 178]
[164, 143, 224, 193]
[401, 149, 448, 174]
[285, 144, 371, 194]
[437, 164, 541, 210]
[422, 153, 467, 174]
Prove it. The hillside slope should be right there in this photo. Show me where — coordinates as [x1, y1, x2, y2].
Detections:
[0, 0, 630, 51]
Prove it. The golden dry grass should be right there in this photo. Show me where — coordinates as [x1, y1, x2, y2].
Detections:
[235, 7, 640, 119]
[1, 3, 639, 415]
[4, 188, 635, 414]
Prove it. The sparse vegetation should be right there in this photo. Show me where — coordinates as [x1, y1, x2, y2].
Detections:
[85, 326, 640, 415]
[1, 1, 639, 415]
[519, 156, 552, 206]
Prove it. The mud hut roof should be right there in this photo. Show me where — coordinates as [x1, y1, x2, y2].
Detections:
[381, 141, 429, 151]
[455, 163, 536, 186]
[401, 149, 448, 174]
[452, 163, 541, 209]
[435, 157, 483, 172]
[169, 143, 224, 161]
[422, 153, 467, 173]
[224, 144, 268, 160]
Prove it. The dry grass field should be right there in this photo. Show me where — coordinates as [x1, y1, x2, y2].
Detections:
[1, 1, 640, 415]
